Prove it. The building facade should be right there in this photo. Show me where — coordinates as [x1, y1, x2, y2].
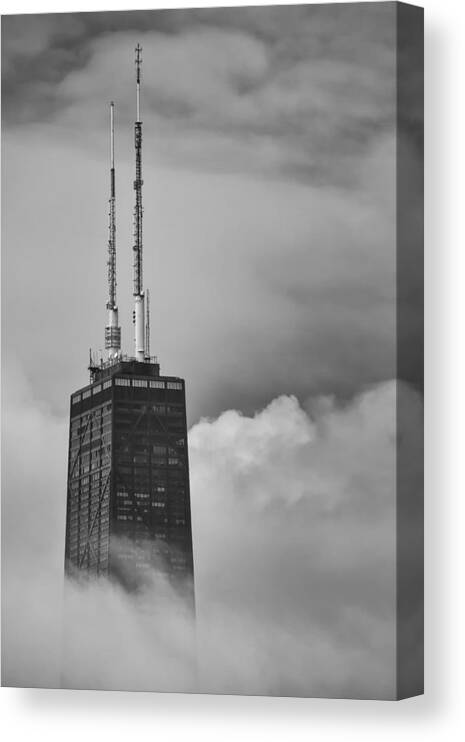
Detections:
[64, 358, 194, 602]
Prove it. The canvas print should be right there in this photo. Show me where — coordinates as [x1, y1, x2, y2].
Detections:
[1, 2, 424, 700]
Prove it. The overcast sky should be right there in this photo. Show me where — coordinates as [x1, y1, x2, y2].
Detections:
[2, 2, 422, 424]
[1, 3, 423, 698]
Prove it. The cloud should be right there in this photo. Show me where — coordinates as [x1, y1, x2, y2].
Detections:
[1, 357, 423, 698]
[2, 5, 396, 186]
[190, 383, 401, 697]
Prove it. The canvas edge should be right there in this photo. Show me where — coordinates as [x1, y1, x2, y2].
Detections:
[395, 0, 425, 701]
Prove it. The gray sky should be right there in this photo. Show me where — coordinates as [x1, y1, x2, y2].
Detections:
[1, 2, 422, 424]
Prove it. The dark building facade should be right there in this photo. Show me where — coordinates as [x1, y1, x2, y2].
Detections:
[64, 358, 194, 603]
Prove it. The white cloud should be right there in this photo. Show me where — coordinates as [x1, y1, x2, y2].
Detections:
[2, 360, 422, 698]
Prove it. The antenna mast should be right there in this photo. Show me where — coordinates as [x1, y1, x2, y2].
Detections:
[133, 43, 145, 361]
[105, 101, 121, 359]
[145, 288, 150, 359]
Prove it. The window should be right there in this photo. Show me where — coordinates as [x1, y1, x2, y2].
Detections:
[93, 384, 102, 395]
[167, 382, 182, 390]
[150, 380, 165, 389]
[133, 379, 147, 388]
[71, 394, 81, 405]
[82, 389, 91, 399]
[103, 380, 112, 390]
[115, 378, 130, 387]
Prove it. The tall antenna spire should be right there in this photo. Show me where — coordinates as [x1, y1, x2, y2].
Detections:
[105, 101, 121, 360]
[133, 43, 145, 361]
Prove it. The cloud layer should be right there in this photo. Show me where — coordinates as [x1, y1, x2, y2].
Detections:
[2, 358, 423, 698]
[3, 4, 396, 186]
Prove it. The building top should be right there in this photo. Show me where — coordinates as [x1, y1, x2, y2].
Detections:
[71, 359, 185, 413]
[88, 355, 160, 385]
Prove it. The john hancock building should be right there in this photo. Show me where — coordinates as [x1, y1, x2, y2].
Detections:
[64, 47, 194, 604]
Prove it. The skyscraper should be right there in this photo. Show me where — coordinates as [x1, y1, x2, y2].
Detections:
[64, 46, 194, 602]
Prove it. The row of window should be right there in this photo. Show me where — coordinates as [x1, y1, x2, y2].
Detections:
[117, 488, 166, 499]
[114, 378, 183, 390]
[114, 402, 182, 414]
[72, 381, 113, 405]
[117, 514, 145, 522]
[116, 454, 181, 466]
[115, 514, 189, 527]
[114, 497, 185, 511]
